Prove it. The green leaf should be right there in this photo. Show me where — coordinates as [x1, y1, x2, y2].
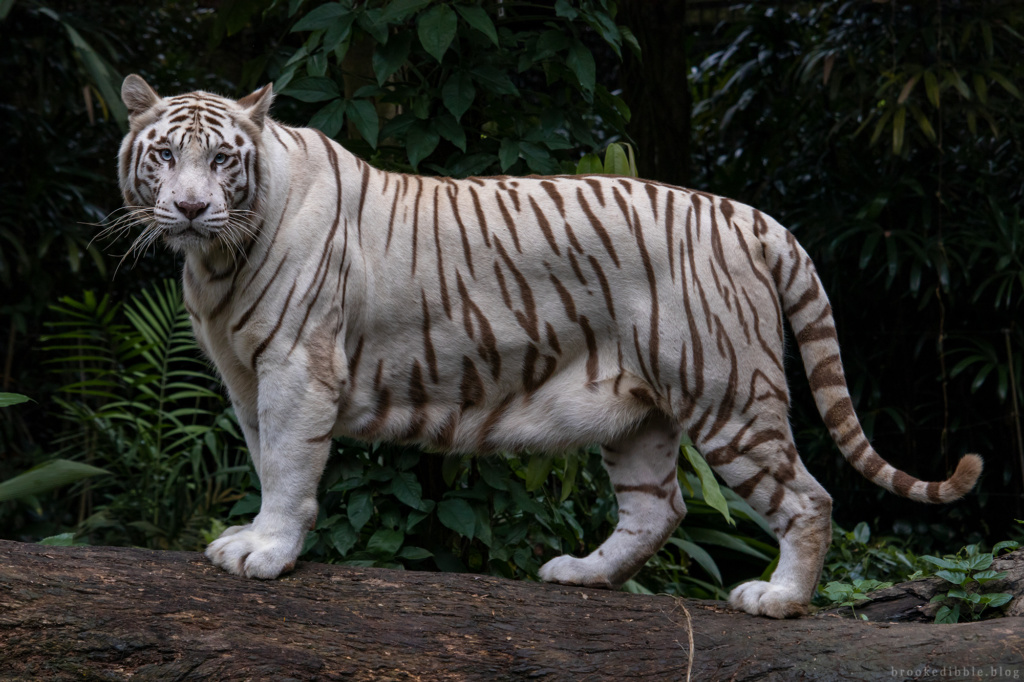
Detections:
[38, 532, 81, 546]
[979, 592, 1013, 608]
[668, 537, 723, 585]
[229, 492, 261, 517]
[0, 460, 110, 502]
[567, 40, 596, 92]
[935, 570, 968, 586]
[576, 153, 603, 174]
[438, 498, 476, 538]
[852, 521, 870, 545]
[406, 120, 440, 170]
[476, 457, 509, 491]
[373, 31, 411, 86]
[934, 604, 960, 624]
[346, 99, 379, 148]
[442, 71, 476, 121]
[921, 555, 958, 570]
[396, 546, 433, 561]
[418, 4, 457, 63]
[280, 76, 340, 103]
[309, 99, 347, 138]
[524, 454, 553, 492]
[993, 540, 1020, 555]
[291, 2, 346, 32]
[390, 471, 423, 510]
[603, 143, 631, 176]
[455, 4, 498, 46]
[498, 138, 520, 172]
[681, 440, 734, 526]
[0, 392, 31, 407]
[347, 489, 373, 532]
[433, 112, 466, 151]
[379, 0, 432, 23]
[923, 70, 941, 108]
[471, 65, 519, 96]
[367, 528, 404, 557]
[329, 520, 358, 556]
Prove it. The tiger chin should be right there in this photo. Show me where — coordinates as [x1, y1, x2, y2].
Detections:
[116, 74, 982, 619]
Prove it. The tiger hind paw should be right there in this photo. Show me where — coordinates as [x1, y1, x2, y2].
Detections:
[729, 580, 808, 619]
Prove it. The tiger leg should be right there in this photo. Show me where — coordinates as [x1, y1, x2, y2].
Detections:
[538, 411, 685, 588]
[707, 428, 832, 618]
[213, 398, 262, 541]
[205, 363, 335, 579]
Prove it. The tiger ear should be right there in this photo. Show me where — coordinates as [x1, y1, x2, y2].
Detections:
[121, 74, 161, 118]
[238, 83, 275, 131]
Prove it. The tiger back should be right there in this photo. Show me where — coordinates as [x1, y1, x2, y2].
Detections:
[117, 75, 982, 618]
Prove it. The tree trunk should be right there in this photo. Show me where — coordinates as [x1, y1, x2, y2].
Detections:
[620, 0, 692, 188]
[1, 540, 1022, 681]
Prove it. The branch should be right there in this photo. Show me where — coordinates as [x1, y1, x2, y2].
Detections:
[1, 540, 1022, 680]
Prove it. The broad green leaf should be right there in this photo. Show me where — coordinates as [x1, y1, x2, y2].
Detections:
[367, 528, 404, 557]
[433, 113, 466, 151]
[373, 31, 411, 86]
[524, 454, 553, 492]
[442, 71, 475, 121]
[455, 4, 498, 46]
[0, 392, 31, 407]
[471, 65, 519, 95]
[347, 489, 373, 532]
[681, 439, 734, 526]
[993, 540, 1020, 554]
[979, 592, 1012, 608]
[346, 99, 379, 148]
[38, 532, 80, 546]
[379, 0, 432, 24]
[418, 4, 457, 63]
[576, 153, 603, 174]
[476, 457, 509, 491]
[292, 3, 347, 32]
[935, 569, 968, 586]
[329, 520, 358, 556]
[280, 76, 340, 103]
[567, 40, 596, 92]
[309, 99, 347, 137]
[498, 138, 520, 172]
[934, 604, 960, 624]
[603, 143, 630, 176]
[852, 521, 870, 545]
[406, 120, 440, 170]
[396, 546, 433, 561]
[0, 460, 110, 502]
[390, 471, 423, 510]
[438, 498, 476, 538]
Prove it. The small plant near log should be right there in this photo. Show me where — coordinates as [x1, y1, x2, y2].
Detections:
[917, 541, 1019, 624]
[821, 579, 894, 620]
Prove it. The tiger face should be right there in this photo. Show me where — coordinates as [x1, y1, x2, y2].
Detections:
[117, 75, 272, 255]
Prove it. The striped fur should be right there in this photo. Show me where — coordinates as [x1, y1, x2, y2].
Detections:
[117, 75, 982, 618]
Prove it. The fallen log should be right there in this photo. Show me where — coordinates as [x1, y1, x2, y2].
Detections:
[1, 540, 1022, 680]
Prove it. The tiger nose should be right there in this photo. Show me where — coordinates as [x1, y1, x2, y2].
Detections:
[175, 200, 209, 221]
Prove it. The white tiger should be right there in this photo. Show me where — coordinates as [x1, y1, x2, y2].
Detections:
[116, 75, 982, 618]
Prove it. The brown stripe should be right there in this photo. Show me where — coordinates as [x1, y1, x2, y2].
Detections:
[494, 238, 539, 342]
[807, 354, 846, 392]
[232, 253, 288, 332]
[251, 279, 298, 370]
[891, 470, 917, 497]
[588, 256, 616, 321]
[459, 355, 485, 408]
[576, 187, 620, 268]
[579, 315, 599, 385]
[529, 195, 560, 255]
[822, 396, 855, 431]
[468, 185, 491, 247]
[448, 186, 475, 278]
[433, 186, 452, 319]
[495, 193, 522, 253]
[421, 290, 439, 383]
[632, 203, 660, 385]
[785, 278, 821, 318]
[549, 274, 578, 323]
[860, 452, 886, 480]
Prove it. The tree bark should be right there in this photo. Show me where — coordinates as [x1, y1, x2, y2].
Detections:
[1, 540, 1022, 681]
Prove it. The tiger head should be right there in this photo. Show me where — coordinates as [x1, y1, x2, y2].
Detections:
[116, 75, 274, 255]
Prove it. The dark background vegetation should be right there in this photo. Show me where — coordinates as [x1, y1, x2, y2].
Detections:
[1, 0, 1022, 598]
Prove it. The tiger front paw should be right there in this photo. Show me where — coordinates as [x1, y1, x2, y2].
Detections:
[538, 555, 616, 589]
[205, 523, 302, 579]
[729, 580, 808, 619]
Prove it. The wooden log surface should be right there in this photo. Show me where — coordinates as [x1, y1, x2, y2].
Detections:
[1, 539, 1023, 681]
